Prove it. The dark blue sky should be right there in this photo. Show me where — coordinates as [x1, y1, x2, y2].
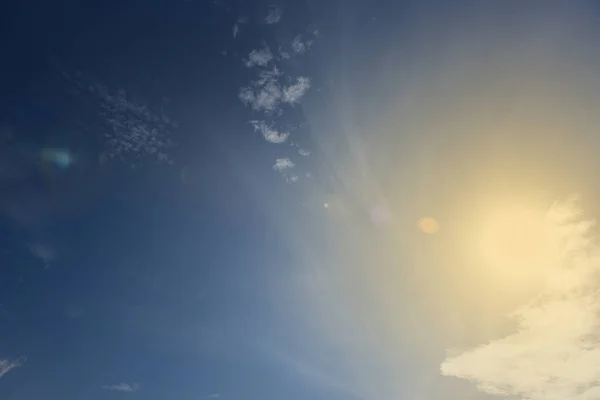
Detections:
[0, 1, 378, 399]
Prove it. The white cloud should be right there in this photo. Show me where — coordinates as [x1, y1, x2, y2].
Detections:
[207, 394, 221, 399]
[239, 84, 281, 114]
[232, 23, 239, 38]
[239, 67, 284, 113]
[292, 35, 312, 54]
[265, 7, 282, 24]
[250, 121, 289, 144]
[256, 66, 282, 86]
[237, 22, 317, 181]
[244, 46, 273, 68]
[273, 157, 295, 172]
[441, 197, 600, 400]
[283, 77, 311, 105]
[103, 383, 140, 393]
[252, 84, 281, 112]
[0, 357, 26, 379]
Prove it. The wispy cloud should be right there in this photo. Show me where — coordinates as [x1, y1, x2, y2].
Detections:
[441, 197, 600, 400]
[239, 67, 282, 113]
[0, 357, 26, 379]
[29, 243, 56, 269]
[278, 47, 291, 60]
[292, 35, 312, 54]
[283, 77, 311, 105]
[265, 6, 282, 24]
[103, 383, 140, 393]
[207, 393, 221, 399]
[237, 21, 317, 181]
[89, 85, 176, 165]
[232, 23, 239, 38]
[273, 158, 298, 183]
[239, 69, 310, 114]
[273, 157, 295, 172]
[250, 121, 289, 144]
[58, 67, 177, 166]
[244, 46, 273, 68]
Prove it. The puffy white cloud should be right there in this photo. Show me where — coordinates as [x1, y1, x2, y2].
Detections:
[102, 383, 140, 393]
[298, 148, 311, 156]
[441, 197, 600, 400]
[250, 121, 289, 144]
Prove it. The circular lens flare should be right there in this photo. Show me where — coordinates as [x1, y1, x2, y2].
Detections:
[418, 217, 440, 234]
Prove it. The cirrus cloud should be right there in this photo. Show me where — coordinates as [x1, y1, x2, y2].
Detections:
[0, 357, 26, 379]
[102, 382, 140, 393]
[265, 6, 282, 25]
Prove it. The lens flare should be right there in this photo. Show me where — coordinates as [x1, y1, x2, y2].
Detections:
[418, 217, 440, 234]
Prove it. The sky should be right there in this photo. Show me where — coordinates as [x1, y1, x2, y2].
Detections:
[4, 1, 600, 400]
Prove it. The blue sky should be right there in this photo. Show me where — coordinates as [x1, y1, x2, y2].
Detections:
[6, 1, 600, 400]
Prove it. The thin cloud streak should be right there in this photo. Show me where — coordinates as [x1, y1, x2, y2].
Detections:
[102, 383, 140, 392]
[0, 357, 26, 379]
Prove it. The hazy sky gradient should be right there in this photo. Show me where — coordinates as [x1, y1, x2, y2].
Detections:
[4, 2, 600, 400]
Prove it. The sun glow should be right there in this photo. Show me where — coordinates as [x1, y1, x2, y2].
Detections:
[475, 205, 554, 287]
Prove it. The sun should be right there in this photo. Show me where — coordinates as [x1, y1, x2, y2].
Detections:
[475, 205, 553, 286]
